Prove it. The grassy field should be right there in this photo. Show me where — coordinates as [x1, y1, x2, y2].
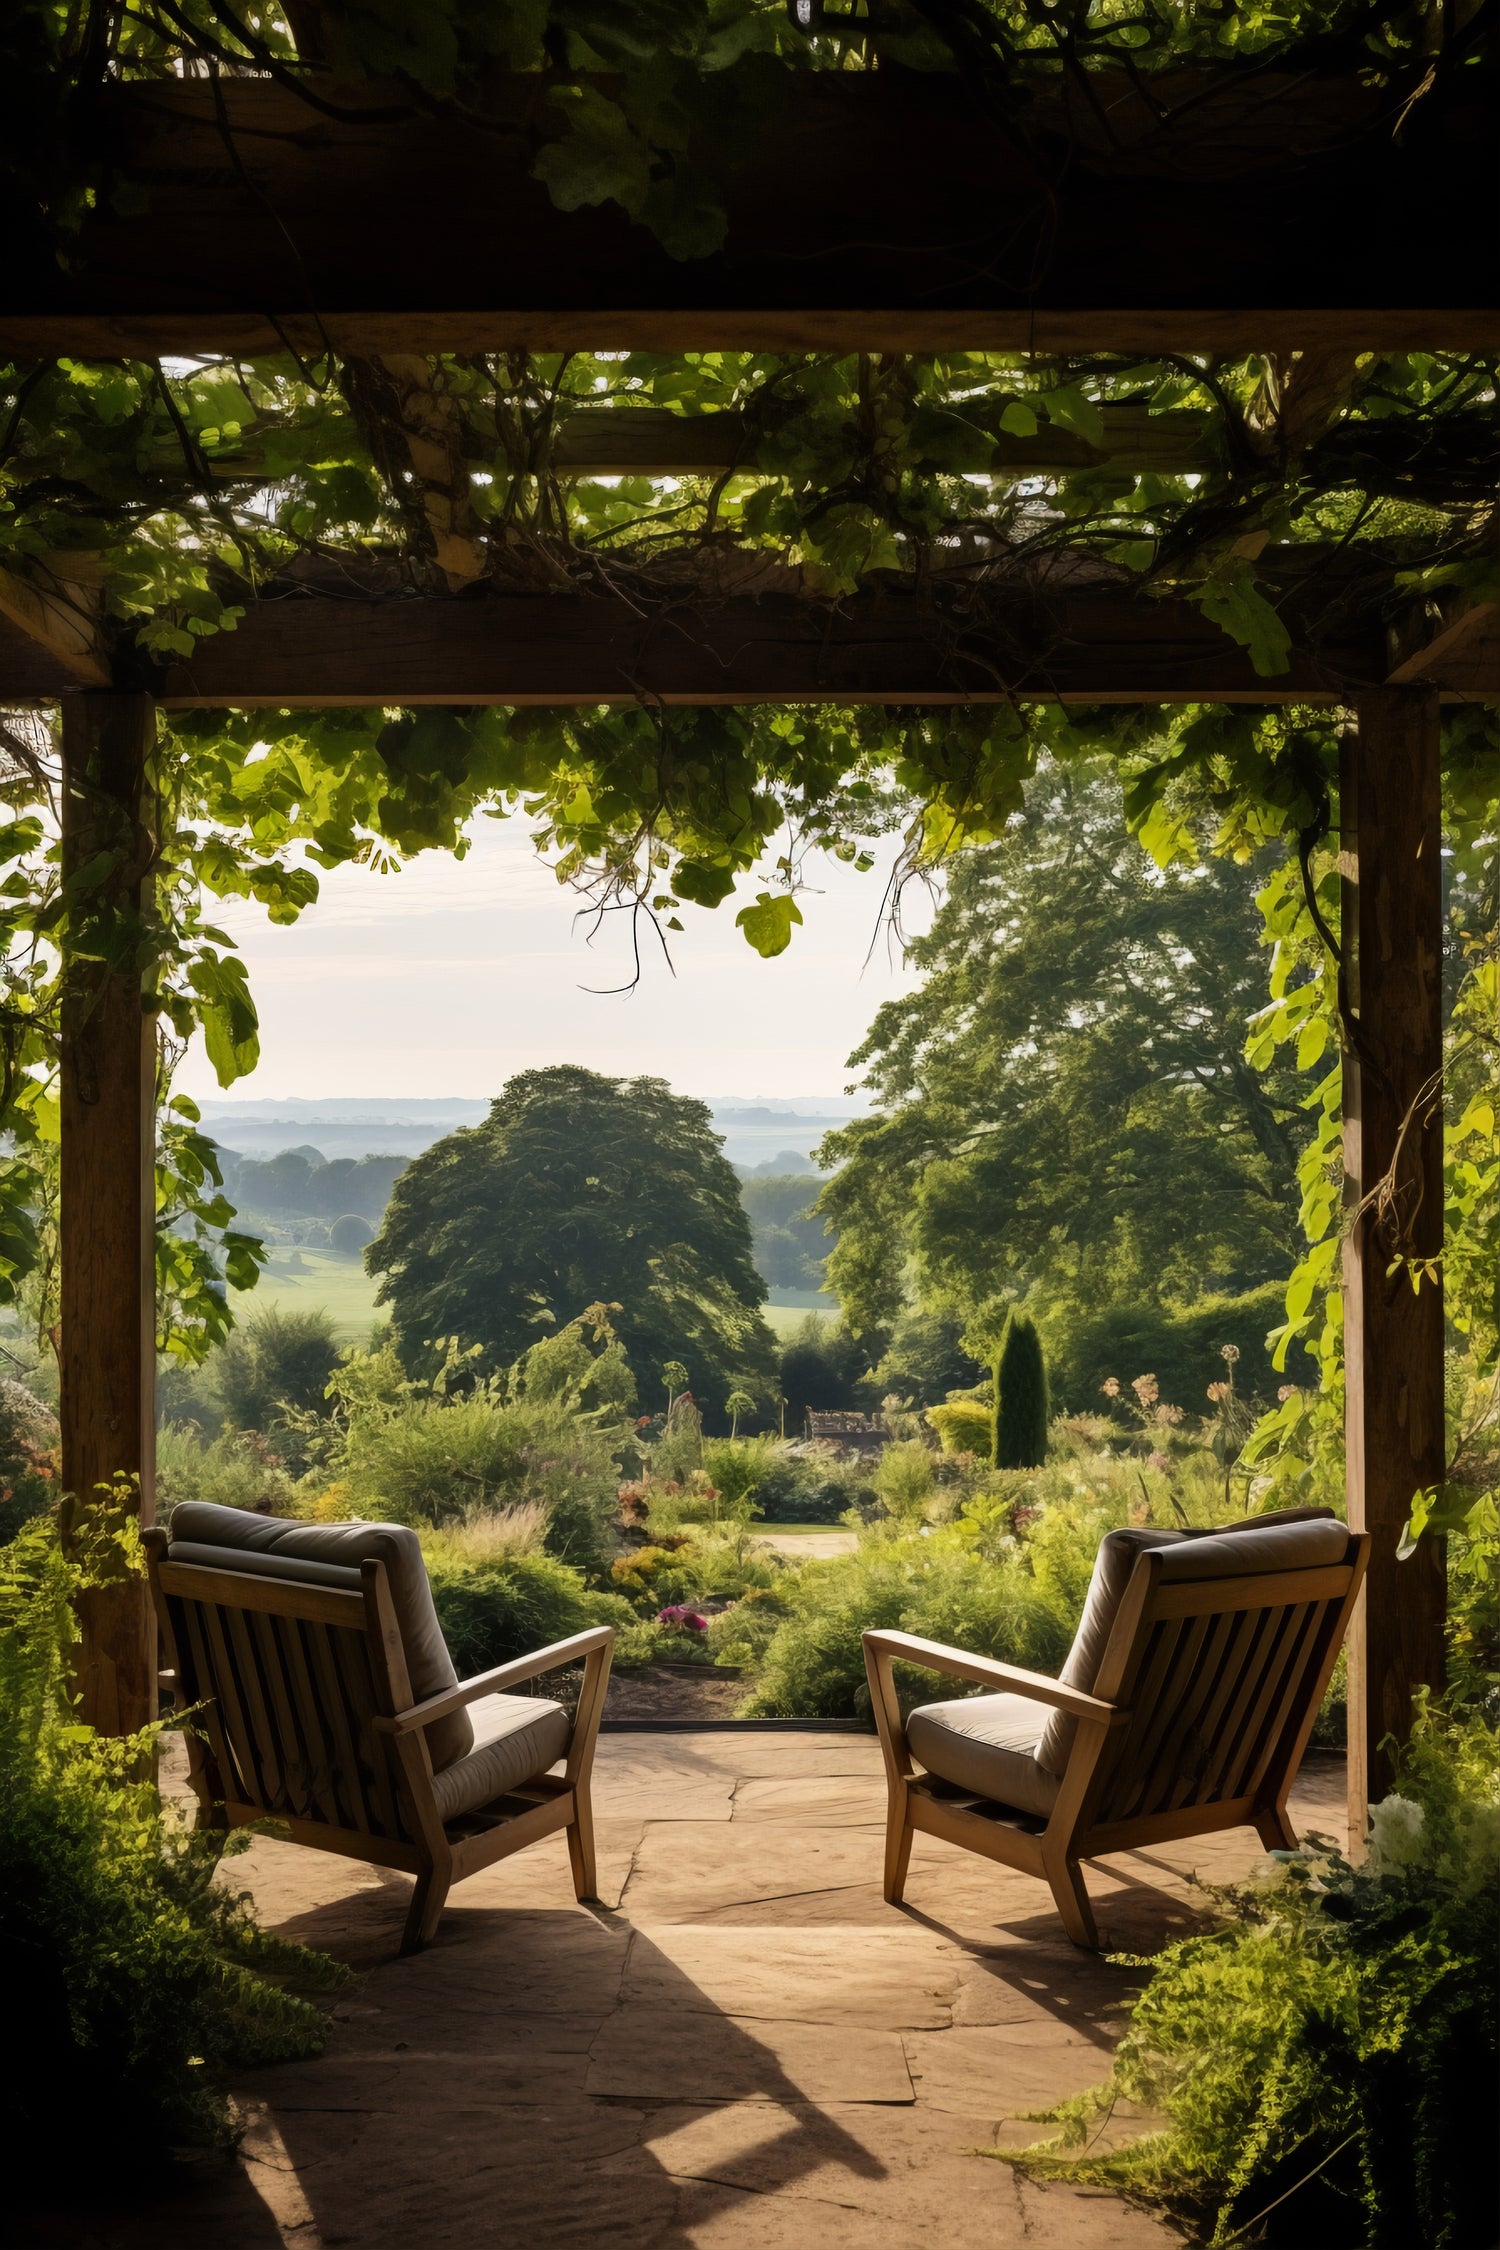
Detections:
[762, 1302, 837, 1338]
[245, 1256, 833, 1350]
[247, 1249, 384, 1341]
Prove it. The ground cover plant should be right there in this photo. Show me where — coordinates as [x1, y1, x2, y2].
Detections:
[0, 1514, 346, 2192]
[1001, 1707, 1500, 2250]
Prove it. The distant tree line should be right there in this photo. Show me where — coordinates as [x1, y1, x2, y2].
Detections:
[737, 1173, 833, 1292]
[212, 1145, 407, 1224]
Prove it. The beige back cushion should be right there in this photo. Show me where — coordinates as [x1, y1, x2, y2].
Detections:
[167, 1500, 473, 1772]
[1034, 1507, 1349, 1776]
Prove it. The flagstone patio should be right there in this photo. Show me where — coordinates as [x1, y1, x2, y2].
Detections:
[30, 1730, 1347, 2250]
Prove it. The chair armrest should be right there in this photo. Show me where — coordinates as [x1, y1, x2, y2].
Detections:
[374, 1626, 615, 1736]
[862, 1629, 1127, 1726]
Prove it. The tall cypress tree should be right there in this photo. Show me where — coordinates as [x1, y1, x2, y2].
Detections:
[992, 1310, 1049, 1468]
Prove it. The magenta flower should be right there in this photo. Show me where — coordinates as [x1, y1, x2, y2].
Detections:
[658, 1604, 708, 1632]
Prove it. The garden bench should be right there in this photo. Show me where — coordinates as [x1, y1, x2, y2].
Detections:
[865, 1507, 1368, 1947]
[145, 1500, 613, 1953]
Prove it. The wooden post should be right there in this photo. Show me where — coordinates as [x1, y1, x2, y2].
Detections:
[59, 691, 158, 1736]
[1342, 689, 1447, 1831]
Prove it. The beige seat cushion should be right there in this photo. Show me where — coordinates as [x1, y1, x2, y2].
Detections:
[1035, 1507, 1350, 1776]
[430, 1693, 571, 1822]
[167, 1500, 473, 1772]
[906, 1692, 1059, 1821]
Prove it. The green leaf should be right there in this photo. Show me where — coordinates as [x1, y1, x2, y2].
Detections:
[734, 891, 803, 957]
[1192, 561, 1292, 678]
[533, 87, 653, 221]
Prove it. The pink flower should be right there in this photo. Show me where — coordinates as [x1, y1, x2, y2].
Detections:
[658, 1604, 708, 1632]
[1147, 1451, 1170, 1473]
[1277, 1385, 1300, 1404]
[1206, 1381, 1231, 1404]
[1132, 1374, 1159, 1408]
[1101, 1377, 1121, 1399]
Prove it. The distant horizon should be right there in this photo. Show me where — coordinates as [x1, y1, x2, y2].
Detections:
[172, 812, 931, 1106]
[196, 1091, 870, 1118]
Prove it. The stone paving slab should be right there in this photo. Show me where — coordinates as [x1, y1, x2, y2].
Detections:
[24, 1730, 1350, 2250]
[619, 1924, 960, 2027]
[586, 2011, 915, 2104]
[597, 1735, 886, 1781]
[903, 2021, 1118, 2116]
[729, 1776, 888, 1826]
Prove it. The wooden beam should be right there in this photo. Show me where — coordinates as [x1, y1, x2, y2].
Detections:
[1388, 601, 1500, 694]
[130, 586, 1385, 707]
[59, 693, 158, 1738]
[0, 561, 109, 688]
[1342, 690, 1447, 1829]
[4, 68, 1493, 356]
[547, 403, 1213, 478]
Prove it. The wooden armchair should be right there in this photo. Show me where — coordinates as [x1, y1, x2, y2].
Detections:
[144, 1501, 614, 1953]
[864, 1509, 1368, 1947]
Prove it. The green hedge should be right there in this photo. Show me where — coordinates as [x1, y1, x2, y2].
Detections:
[1041, 1282, 1303, 1415]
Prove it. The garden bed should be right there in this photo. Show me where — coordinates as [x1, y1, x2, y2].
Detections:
[602, 1661, 749, 1722]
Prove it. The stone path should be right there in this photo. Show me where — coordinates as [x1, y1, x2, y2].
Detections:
[756, 1530, 859, 1559]
[27, 1733, 1346, 2250]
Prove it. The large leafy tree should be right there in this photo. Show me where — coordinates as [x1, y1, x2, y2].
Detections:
[820, 757, 1307, 1336]
[369, 1067, 777, 1417]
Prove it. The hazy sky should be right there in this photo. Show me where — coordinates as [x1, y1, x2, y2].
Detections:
[175, 813, 935, 1104]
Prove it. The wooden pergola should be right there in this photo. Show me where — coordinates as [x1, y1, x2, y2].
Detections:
[3, 57, 1497, 1836]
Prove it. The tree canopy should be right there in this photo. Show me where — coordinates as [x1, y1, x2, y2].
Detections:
[368, 1065, 777, 1416]
[820, 756, 1308, 1335]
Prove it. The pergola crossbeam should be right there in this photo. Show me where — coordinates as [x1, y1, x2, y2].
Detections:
[5, 69, 1495, 356]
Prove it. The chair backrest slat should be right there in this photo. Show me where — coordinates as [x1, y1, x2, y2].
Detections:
[335, 1615, 405, 1837]
[159, 1555, 411, 1843]
[197, 1596, 264, 1805]
[1090, 1545, 1361, 1830]
[1197, 1600, 1309, 1805]
[249, 1607, 311, 1815]
[1165, 1605, 1261, 1812]
[1234, 1602, 1329, 1802]
[274, 1609, 334, 1822]
[304, 1608, 375, 1833]
[225, 1604, 284, 1802]
[1130, 1612, 1223, 1816]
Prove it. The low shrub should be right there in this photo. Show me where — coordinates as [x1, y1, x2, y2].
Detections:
[706, 1585, 792, 1666]
[926, 1398, 992, 1457]
[156, 1422, 300, 1520]
[425, 1549, 631, 1675]
[741, 1538, 1071, 1717]
[871, 1439, 936, 1526]
[1003, 1705, 1500, 2250]
[610, 1541, 705, 1610]
[341, 1391, 621, 1575]
[1, 1521, 346, 2189]
[752, 1452, 876, 1522]
[699, 1435, 784, 1522]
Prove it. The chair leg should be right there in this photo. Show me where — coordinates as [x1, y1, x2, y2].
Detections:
[1255, 1804, 1299, 1852]
[567, 1788, 599, 1902]
[401, 1862, 451, 1954]
[1043, 1850, 1099, 1949]
[884, 1785, 914, 1905]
